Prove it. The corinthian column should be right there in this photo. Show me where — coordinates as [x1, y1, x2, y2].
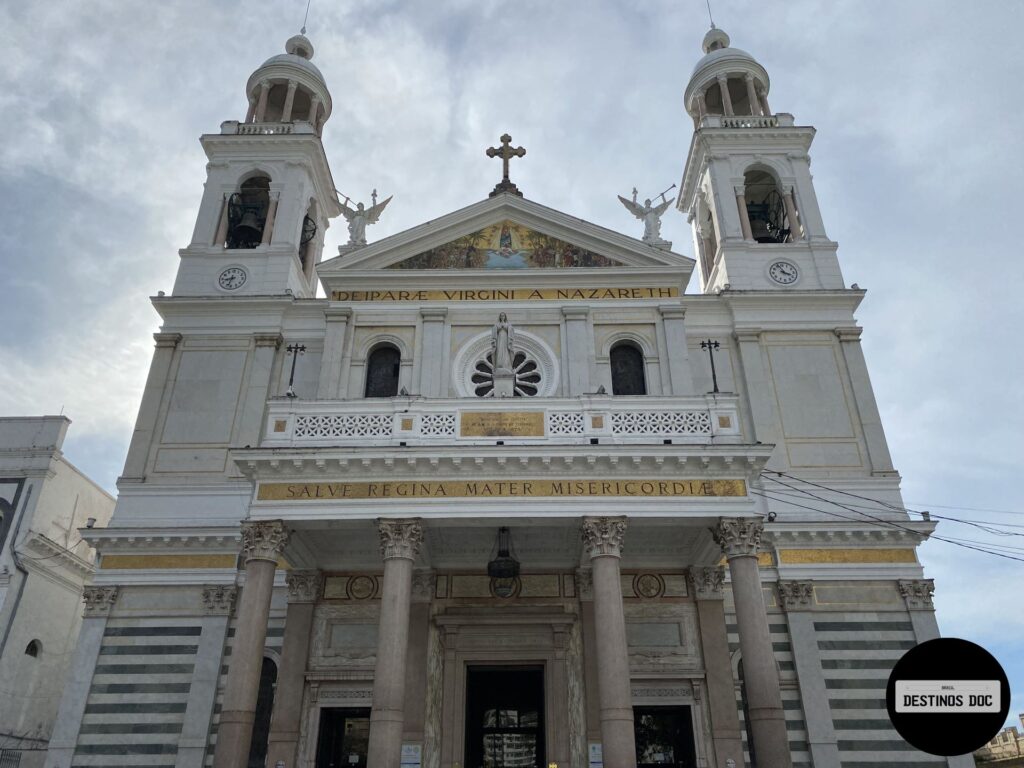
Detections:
[367, 519, 423, 768]
[713, 518, 791, 768]
[582, 516, 637, 768]
[266, 571, 322, 768]
[212, 520, 290, 768]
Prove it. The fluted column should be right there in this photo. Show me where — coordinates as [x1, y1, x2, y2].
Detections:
[266, 571, 322, 768]
[757, 86, 771, 117]
[744, 74, 761, 116]
[582, 516, 636, 768]
[212, 521, 290, 768]
[367, 519, 423, 768]
[713, 518, 791, 768]
[717, 75, 734, 116]
[735, 187, 754, 241]
[689, 567, 744, 768]
[254, 79, 271, 122]
[281, 79, 298, 122]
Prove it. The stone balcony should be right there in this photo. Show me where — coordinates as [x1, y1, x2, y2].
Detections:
[261, 394, 743, 449]
[700, 113, 795, 129]
[219, 119, 316, 135]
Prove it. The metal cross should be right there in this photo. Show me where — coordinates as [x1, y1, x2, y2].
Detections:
[700, 339, 721, 393]
[285, 343, 306, 398]
[486, 133, 526, 197]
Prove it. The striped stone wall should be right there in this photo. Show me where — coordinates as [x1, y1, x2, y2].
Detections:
[72, 618, 200, 767]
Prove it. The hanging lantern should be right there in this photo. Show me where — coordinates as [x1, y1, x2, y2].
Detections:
[487, 526, 520, 598]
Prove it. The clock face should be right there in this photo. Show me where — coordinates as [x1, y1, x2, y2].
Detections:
[768, 260, 799, 285]
[218, 267, 247, 290]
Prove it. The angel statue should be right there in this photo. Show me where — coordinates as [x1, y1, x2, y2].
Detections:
[340, 191, 392, 246]
[491, 312, 515, 373]
[618, 185, 675, 245]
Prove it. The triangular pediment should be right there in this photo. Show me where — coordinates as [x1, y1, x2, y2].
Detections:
[317, 194, 694, 276]
[387, 219, 624, 270]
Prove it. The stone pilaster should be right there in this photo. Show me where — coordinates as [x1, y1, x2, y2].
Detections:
[713, 518, 792, 768]
[266, 571, 322, 768]
[317, 308, 353, 399]
[47, 587, 120, 768]
[689, 567, 743, 768]
[582, 516, 636, 768]
[212, 521, 289, 768]
[367, 519, 423, 768]
[562, 306, 592, 395]
[658, 305, 696, 394]
[835, 327, 896, 475]
[419, 308, 447, 396]
[899, 578, 940, 642]
[236, 334, 282, 450]
[177, 587, 236, 768]
[120, 333, 181, 482]
[779, 580, 840, 768]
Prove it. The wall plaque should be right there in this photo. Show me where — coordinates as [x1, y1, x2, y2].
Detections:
[460, 411, 545, 437]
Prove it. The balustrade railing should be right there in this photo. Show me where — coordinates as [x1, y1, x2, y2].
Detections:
[262, 395, 742, 447]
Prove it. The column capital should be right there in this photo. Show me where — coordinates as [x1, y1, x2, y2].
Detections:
[744, 72, 755, 83]
[83, 586, 119, 617]
[834, 326, 863, 342]
[377, 518, 423, 560]
[657, 304, 686, 321]
[778, 580, 814, 611]
[153, 332, 183, 349]
[286, 571, 322, 603]
[733, 328, 763, 343]
[733, 185, 747, 197]
[561, 305, 591, 320]
[716, 73, 729, 84]
[419, 306, 448, 321]
[325, 307, 353, 322]
[259, 78, 272, 90]
[254, 333, 283, 349]
[898, 579, 935, 610]
[286, 79, 298, 91]
[240, 520, 290, 563]
[581, 516, 627, 558]
[713, 517, 764, 559]
[688, 566, 725, 600]
[201, 585, 238, 614]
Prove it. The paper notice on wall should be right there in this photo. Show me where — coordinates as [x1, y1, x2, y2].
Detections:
[400, 743, 422, 768]
[588, 742, 603, 768]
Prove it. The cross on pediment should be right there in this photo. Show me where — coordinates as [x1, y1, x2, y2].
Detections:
[486, 133, 526, 198]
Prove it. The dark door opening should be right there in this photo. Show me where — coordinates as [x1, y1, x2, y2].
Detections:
[315, 707, 371, 768]
[465, 666, 545, 768]
[634, 705, 698, 768]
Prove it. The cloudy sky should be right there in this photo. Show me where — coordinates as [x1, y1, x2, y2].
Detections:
[2, 0, 1022, 731]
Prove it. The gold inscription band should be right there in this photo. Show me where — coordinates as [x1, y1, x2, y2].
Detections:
[257, 478, 747, 501]
[460, 411, 545, 437]
[330, 287, 679, 302]
[777, 548, 918, 565]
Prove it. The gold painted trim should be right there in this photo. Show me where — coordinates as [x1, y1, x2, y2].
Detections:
[257, 478, 747, 501]
[100, 554, 238, 570]
[718, 552, 775, 567]
[460, 411, 545, 437]
[777, 548, 917, 565]
[331, 287, 679, 302]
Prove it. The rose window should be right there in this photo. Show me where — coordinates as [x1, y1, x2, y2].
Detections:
[471, 351, 542, 397]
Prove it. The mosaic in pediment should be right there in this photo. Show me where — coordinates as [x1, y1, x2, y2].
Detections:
[387, 220, 622, 270]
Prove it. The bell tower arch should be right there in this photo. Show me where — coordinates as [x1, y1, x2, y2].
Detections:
[677, 28, 844, 293]
[173, 34, 341, 299]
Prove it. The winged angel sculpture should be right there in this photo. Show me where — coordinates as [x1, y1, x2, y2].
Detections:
[340, 191, 392, 246]
[618, 186, 674, 245]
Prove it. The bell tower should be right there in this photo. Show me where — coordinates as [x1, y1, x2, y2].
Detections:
[173, 34, 341, 298]
[677, 28, 844, 293]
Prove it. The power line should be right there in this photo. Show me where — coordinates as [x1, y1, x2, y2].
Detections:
[752, 481, 1024, 564]
[906, 501, 1024, 517]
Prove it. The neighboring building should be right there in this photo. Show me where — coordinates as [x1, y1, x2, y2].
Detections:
[0, 416, 114, 766]
[46, 26, 973, 768]
[976, 716, 1024, 765]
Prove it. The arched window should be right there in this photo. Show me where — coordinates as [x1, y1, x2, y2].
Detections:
[246, 656, 277, 768]
[365, 345, 401, 398]
[744, 169, 793, 243]
[610, 343, 646, 396]
[25, 639, 41, 658]
[226, 175, 271, 249]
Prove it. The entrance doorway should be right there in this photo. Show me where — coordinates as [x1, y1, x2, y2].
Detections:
[633, 706, 698, 768]
[315, 708, 370, 768]
[465, 666, 545, 768]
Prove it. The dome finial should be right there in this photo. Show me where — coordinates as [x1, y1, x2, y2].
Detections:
[702, 26, 730, 54]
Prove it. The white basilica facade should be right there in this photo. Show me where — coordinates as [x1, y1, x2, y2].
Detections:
[46, 27, 971, 768]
